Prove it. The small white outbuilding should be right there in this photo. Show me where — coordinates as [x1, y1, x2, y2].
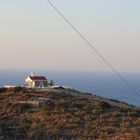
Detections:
[25, 72, 48, 88]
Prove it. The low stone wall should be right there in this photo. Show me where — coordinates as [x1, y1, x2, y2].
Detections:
[12, 100, 42, 108]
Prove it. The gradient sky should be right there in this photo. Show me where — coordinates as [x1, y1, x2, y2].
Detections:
[0, 0, 140, 72]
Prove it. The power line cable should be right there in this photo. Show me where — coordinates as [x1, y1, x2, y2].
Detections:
[45, 0, 140, 98]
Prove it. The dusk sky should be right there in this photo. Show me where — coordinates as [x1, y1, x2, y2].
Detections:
[0, 0, 140, 72]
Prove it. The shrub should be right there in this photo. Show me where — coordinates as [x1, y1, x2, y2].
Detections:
[13, 87, 24, 92]
[48, 80, 54, 86]
[0, 87, 7, 93]
[54, 86, 65, 90]
[97, 101, 111, 109]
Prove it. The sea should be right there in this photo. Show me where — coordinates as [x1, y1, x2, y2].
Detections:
[0, 70, 140, 107]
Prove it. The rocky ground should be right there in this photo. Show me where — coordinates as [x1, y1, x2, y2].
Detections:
[0, 87, 140, 140]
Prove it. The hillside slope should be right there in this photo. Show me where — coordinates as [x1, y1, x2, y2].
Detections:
[0, 87, 140, 139]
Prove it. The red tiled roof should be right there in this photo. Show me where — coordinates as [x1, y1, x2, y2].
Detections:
[29, 76, 47, 81]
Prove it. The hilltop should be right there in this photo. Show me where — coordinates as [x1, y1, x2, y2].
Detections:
[0, 87, 140, 139]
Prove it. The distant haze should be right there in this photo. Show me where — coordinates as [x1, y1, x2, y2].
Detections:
[0, 0, 140, 72]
